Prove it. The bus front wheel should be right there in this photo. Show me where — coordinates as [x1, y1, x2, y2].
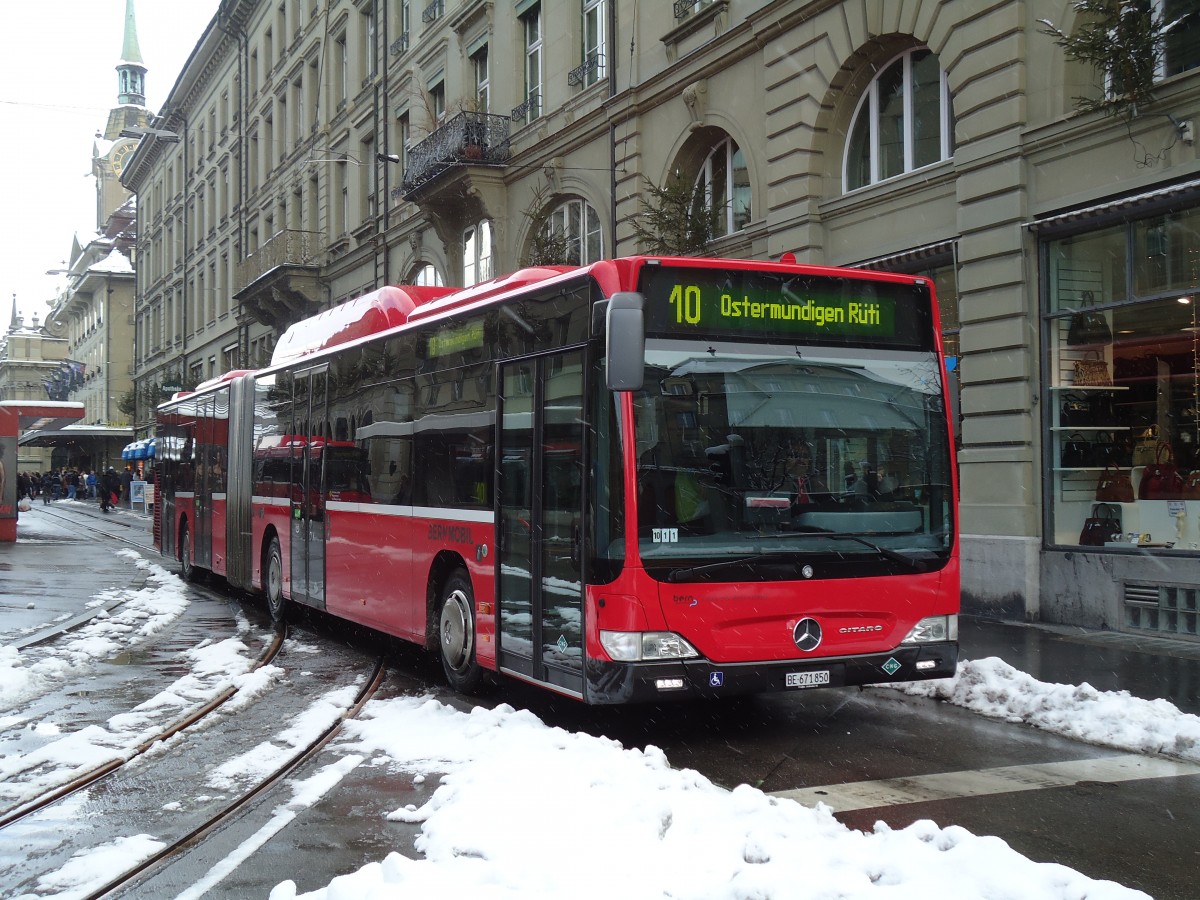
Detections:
[438, 570, 482, 693]
[265, 536, 287, 626]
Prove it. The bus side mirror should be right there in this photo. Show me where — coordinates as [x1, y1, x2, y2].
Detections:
[605, 291, 645, 392]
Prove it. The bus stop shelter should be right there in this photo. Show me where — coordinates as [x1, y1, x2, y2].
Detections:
[0, 401, 85, 541]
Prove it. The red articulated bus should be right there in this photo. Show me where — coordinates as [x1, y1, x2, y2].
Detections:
[155, 256, 959, 703]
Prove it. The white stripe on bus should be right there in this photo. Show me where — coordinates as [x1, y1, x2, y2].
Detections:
[245, 496, 496, 523]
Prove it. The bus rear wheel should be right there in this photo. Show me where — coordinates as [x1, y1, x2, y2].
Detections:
[179, 522, 199, 583]
[438, 570, 482, 693]
[265, 536, 287, 626]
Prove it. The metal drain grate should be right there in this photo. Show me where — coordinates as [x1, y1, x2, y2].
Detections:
[1123, 583, 1200, 638]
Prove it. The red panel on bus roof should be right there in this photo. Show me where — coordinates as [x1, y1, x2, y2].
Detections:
[405, 266, 576, 321]
[192, 369, 256, 392]
[271, 284, 456, 366]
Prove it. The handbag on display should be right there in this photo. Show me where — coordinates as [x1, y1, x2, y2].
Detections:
[1073, 351, 1112, 387]
[1132, 427, 1160, 466]
[1066, 291, 1113, 346]
[1079, 503, 1122, 546]
[1092, 431, 1120, 467]
[1184, 469, 1200, 501]
[1088, 391, 1115, 424]
[1114, 355, 1158, 380]
[1095, 462, 1135, 503]
[1060, 393, 1094, 428]
[1061, 433, 1093, 468]
[1138, 442, 1185, 500]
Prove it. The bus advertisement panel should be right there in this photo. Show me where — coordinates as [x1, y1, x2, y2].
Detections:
[156, 256, 957, 704]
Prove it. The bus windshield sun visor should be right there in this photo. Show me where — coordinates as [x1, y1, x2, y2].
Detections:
[605, 291, 645, 392]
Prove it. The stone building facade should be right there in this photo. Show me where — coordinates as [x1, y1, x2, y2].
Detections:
[0, 309, 70, 472]
[120, 0, 1200, 636]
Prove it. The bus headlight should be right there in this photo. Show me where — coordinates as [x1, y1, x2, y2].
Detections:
[600, 630, 700, 662]
[900, 614, 958, 644]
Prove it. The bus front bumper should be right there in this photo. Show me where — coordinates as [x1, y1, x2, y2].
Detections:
[584, 642, 958, 705]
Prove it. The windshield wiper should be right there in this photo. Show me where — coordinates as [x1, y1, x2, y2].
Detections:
[771, 528, 940, 571]
[830, 534, 940, 571]
[666, 554, 781, 582]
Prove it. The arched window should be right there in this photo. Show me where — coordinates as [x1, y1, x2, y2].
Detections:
[697, 136, 750, 236]
[410, 263, 444, 287]
[546, 199, 603, 265]
[844, 48, 953, 192]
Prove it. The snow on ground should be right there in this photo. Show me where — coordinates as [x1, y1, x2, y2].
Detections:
[6, 541, 1197, 898]
[0, 535, 275, 808]
[264, 691, 1152, 900]
[0, 551, 191, 712]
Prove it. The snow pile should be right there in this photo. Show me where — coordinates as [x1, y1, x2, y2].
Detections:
[266, 697, 1146, 900]
[890, 657, 1200, 761]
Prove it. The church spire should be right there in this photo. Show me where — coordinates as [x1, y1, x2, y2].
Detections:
[116, 0, 146, 107]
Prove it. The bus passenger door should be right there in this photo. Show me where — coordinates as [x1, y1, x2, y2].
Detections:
[496, 350, 585, 697]
[289, 367, 328, 609]
[193, 394, 214, 570]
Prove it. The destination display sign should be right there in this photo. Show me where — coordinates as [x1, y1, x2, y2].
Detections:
[638, 265, 935, 349]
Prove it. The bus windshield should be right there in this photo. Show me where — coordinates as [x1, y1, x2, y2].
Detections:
[631, 339, 953, 581]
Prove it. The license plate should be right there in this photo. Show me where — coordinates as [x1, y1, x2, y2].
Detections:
[786, 670, 831, 688]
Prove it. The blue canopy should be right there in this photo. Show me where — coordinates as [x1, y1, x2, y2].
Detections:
[123, 439, 155, 460]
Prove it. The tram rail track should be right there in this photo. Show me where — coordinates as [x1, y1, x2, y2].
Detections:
[0, 630, 286, 830]
[13, 503, 256, 650]
[5, 505, 395, 898]
[0, 640, 387, 900]
[93, 656, 388, 900]
[34, 502, 158, 553]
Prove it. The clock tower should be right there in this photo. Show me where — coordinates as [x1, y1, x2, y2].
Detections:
[94, 0, 149, 228]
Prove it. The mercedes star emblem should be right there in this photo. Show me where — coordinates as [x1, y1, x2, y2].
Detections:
[793, 617, 822, 652]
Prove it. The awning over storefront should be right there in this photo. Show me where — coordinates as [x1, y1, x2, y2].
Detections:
[18, 423, 133, 447]
[2, 403, 88, 540]
[1026, 176, 1200, 234]
[853, 238, 957, 270]
[121, 438, 156, 459]
[0, 401, 86, 433]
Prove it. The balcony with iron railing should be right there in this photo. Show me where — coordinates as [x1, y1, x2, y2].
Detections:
[400, 111, 511, 197]
[511, 92, 540, 124]
[233, 228, 326, 329]
[235, 229, 323, 292]
[568, 53, 604, 87]
[422, 0, 444, 24]
[674, 0, 713, 18]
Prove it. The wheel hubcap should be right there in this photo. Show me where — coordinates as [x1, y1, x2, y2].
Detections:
[440, 590, 472, 671]
[268, 550, 282, 607]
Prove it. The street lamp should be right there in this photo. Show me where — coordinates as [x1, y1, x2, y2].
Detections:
[119, 126, 181, 143]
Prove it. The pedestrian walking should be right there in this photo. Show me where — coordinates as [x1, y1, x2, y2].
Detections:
[86, 470, 97, 499]
[100, 467, 121, 513]
[120, 466, 134, 508]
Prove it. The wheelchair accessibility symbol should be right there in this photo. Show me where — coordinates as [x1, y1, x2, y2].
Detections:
[709, 672, 724, 687]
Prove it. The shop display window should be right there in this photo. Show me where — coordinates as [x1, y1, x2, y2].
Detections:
[1045, 212, 1200, 551]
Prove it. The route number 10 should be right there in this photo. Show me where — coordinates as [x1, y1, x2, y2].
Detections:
[669, 284, 702, 325]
